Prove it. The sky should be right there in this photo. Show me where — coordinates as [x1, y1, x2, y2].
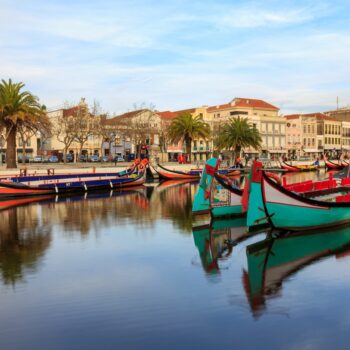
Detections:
[1, 0, 349, 116]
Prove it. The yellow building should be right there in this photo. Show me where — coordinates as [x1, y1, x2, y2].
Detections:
[207, 97, 284, 159]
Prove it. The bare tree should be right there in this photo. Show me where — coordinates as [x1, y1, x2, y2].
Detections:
[55, 113, 76, 163]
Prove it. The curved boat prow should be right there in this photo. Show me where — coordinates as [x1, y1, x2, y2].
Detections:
[247, 161, 269, 231]
[192, 158, 219, 215]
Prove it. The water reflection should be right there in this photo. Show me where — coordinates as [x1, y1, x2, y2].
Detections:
[244, 225, 350, 318]
[192, 217, 247, 274]
[155, 180, 198, 233]
[0, 182, 198, 285]
[0, 205, 52, 285]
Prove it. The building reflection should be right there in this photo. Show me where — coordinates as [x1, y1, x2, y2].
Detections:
[0, 181, 200, 284]
[243, 225, 350, 318]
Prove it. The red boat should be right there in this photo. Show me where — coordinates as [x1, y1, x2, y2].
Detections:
[151, 163, 241, 181]
[324, 157, 345, 170]
[279, 161, 318, 172]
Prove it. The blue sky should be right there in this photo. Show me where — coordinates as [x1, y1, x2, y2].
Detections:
[1, 0, 349, 115]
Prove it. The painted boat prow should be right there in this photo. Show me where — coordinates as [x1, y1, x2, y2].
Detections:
[246, 161, 269, 231]
[192, 158, 219, 214]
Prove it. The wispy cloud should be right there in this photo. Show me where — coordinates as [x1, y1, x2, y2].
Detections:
[0, 0, 349, 114]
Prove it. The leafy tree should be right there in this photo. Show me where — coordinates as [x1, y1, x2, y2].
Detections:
[0, 79, 49, 168]
[167, 112, 210, 161]
[215, 116, 262, 158]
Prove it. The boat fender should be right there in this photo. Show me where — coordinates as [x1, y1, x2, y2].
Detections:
[265, 172, 281, 185]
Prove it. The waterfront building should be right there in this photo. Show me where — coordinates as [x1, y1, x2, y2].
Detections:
[46, 98, 101, 160]
[0, 127, 41, 163]
[285, 113, 342, 159]
[207, 97, 285, 159]
[103, 109, 161, 160]
[325, 107, 350, 122]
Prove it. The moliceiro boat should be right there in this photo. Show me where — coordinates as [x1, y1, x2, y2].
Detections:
[248, 160, 350, 231]
[0, 159, 142, 184]
[0, 160, 148, 198]
[192, 157, 245, 217]
[324, 156, 346, 170]
[279, 160, 318, 172]
[152, 163, 241, 181]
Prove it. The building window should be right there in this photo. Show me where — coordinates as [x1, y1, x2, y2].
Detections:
[230, 111, 248, 115]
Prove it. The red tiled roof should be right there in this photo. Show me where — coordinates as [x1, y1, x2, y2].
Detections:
[284, 114, 300, 120]
[207, 103, 231, 112]
[63, 106, 79, 117]
[158, 111, 178, 120]
[207, 98, 279, 112]
[158, 108, 196, 120]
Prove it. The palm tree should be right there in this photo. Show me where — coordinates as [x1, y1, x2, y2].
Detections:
[167, 112, 210, 162]
[215, 116, 262, 160]
[0, 79, 48, 168]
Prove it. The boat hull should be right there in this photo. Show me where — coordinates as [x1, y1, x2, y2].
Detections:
[262, 171, 350, 230]
[280, 161, 318, 172]
[0, 173, 145, 198]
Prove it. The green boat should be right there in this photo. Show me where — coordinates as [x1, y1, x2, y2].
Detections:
[244, 225, 350, 316]
[248, 160, 350, 231]
[192, 158, 245, 218]
[192, 157, 219, 215]
[192, 217, 248, 274]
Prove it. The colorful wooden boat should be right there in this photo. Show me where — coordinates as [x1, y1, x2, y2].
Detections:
[248, 160, 350, 231]
[192, 158, 244, 217]
[324, 157, 345, 170]
[0, 168, 147, 198]
[243, 225, 350, 316]
[192, 158, 218, 215]
[152, 163, 241, 181]
[210, 173, 245, 218]
[279, 160, 318, 172]
[0, 159, 143, 184]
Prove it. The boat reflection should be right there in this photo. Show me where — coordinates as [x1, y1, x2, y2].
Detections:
[155, 180, 198, 233]
[244, 225, 350, 317]
[0, 180, 204, 285]
[192, 217, 248, 274]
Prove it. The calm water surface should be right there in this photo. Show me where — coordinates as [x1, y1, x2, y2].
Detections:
[1, 171, 350, 350]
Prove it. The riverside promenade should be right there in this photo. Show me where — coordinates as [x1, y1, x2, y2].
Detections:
[0, 159, 326, 177]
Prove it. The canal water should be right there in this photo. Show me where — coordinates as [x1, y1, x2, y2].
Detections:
[0, 170, 349, 350]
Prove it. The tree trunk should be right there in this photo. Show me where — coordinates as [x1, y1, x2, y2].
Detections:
[63, 146, 68, 163]
[6, 125, 17, 169]
[185, 138, 192, 163]
[21, 136, 25, 163]
[78, 146, 82, 162]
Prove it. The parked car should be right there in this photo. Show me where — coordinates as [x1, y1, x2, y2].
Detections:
[101, 156, 109, 162]
[89, 155, 100, 162]
[66, 154, 74, 162]
[33, 155, 43, 163]
[17, 156, 29, 163]
[48, 155, 59, 163]
[79, 155, 88, 162]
